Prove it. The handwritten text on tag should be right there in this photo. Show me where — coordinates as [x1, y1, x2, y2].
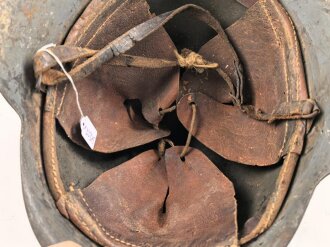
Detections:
[80, 116, 97, 149]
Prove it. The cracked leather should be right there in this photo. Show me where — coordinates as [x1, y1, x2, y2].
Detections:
[54, 0, 179, 153]
[38, 0, 320, 246]
[177, 0, 312, 166]
[61, 147, 238, 247]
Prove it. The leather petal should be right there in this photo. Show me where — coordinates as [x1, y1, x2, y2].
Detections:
[78, 147, 238, 246]
[56, 0, 179, 153]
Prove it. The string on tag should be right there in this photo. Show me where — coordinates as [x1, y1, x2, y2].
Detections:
[37, 44, 97, 150]
[37, 44, 84, 118]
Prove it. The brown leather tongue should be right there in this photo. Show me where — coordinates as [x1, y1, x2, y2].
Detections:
[177, 0, 304, 166]
[55, 0, 179, 153]
[178, 92, 286, 166]
[163, 147, 238, 246]
[79, 147, 237, 246]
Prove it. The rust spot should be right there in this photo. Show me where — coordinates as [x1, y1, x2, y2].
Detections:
[21, 4, 38, 22]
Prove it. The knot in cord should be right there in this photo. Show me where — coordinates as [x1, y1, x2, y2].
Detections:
[174, 49, 218, 73]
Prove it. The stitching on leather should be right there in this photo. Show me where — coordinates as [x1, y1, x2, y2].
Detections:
[263, 140, 297, 232]
[57, 0, 114, 118]
[74, 1, 113, 47]
[280, 5, 301, 101]
[77, 190, 140, 247]
[260, 0, 281, 46]
[252, 2, 293, 233]
[85, 0, 130, 48]
[56, 83, 68, 116]
[276, 0, 302, 156]
[291, 16, 300, 101]
[273, 1, 301, 102]
[243, 3, 306, 240]
[256, 0, 302, 233]
[54, 2, 141, 246]
[67, 200, 99, 243]
[262, 0, 288, 102]
[278, 0, 290, 157]
[50, 86, 63, 197]
[262, 0, 289, 157]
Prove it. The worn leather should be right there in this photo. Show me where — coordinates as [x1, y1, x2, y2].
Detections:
[59, 147, 238, 246]
[177, 0, 309, 166]
[38, 0, 320, 246]
[55, 0, 179, 153]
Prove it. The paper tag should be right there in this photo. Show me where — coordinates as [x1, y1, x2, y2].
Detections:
[80, 116, 97, 149]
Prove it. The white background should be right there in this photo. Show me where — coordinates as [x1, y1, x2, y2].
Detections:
[0, 93, 329, 247]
